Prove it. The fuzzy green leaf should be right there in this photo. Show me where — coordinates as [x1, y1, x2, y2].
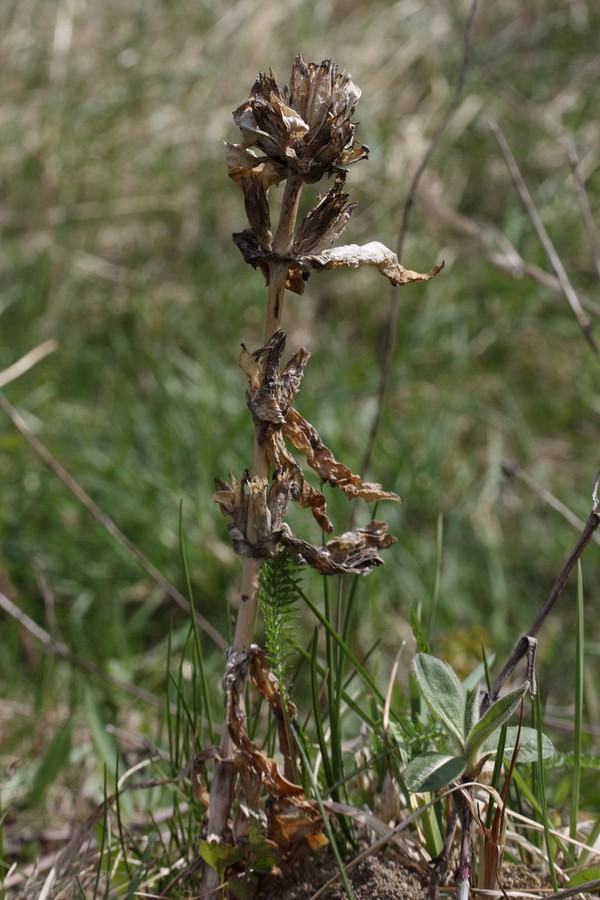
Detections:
[465, 682, 529, 767]
[404, 751, 466, 792]
[464, 685, 480, 737]
[482, 726, 555, 763]
[411, 654, 467, 749]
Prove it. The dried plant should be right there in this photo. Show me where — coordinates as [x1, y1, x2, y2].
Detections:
[200, 54, 441, 893]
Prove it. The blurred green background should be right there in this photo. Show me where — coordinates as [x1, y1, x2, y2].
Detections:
[1, 0, 599, 831]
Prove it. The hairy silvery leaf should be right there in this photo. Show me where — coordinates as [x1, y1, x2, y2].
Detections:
[404, 751, 466, 793]
[464, 685, 481, 738]
[411, 654, 467, 751]
[464, 681, 530, 768]
[481, 725, 555, 763]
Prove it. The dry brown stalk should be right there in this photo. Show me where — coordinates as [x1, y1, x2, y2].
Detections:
[202, 54, 441, 893]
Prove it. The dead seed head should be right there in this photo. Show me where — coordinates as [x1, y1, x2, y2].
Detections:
[232, 53, 368, 185]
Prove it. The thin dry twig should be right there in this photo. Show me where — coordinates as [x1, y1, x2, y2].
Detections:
[0, 390, 226, 650]
[487, 470, 600, 705]
[490, 120, 600, 360]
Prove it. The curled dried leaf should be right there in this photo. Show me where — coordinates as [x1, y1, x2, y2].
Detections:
[248, 335, 310, 425]
[233, 228, 443, 289]
[281, 521, 396, 575]
[224, 646, 303, 800]
[302, 241, 445, 285]
[226, 143, 288, 191]
[283, 406, 400, 505]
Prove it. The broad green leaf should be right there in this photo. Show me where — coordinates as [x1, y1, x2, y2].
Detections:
[568, 867, 600, 889]
[482, 726, 555, 763]
[411, 654, 467, 749]
[404, 751, 466, 792]
[465, 682, 529, 766]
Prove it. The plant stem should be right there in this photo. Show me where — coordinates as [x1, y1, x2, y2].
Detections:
[202, 174, 303, 883]
[486, 475, 600, 708]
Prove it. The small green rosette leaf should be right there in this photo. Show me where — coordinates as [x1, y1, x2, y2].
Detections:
[411, 654, 467, 749]
[464, 685, 480, 737]
[464, 682, 529, 767]
[482, 726, 555, 763]
[404, 751, 466, 792]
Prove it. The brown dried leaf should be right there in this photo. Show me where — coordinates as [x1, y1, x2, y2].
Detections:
[226, 143, 287, 191]
[261, 429, 334, 533]
[221, 646, 328, 865]
[283, 407, 400, 505]
[213, 472, 285, 558]
[224, 647, 304, 799]
[325, 520, 397, 560]
[239, 344, 261, 391]
[281, 521, 396, 575]
[268, 801, 329, 863]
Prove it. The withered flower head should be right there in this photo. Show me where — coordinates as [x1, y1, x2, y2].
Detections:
[232, 53, 368, 184]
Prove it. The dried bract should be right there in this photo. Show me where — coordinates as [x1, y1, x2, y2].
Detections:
[293, 174, 357, 254]
[232, 53, 368, 185]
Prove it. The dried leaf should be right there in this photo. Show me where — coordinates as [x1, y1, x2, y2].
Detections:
[281, 521, 396, 575]
[268, 801, 329, 863]
[213, 473, 284, 558]
[325, 520, 397, 560]
[224, 648, 303, 799]
[226, 143, 288, 191]
[300, 241, 445, 285]
[261, 428, 334, 533]
[247, 331, 309, 424]
[233, 228, 443, 288]
[283, 406, 400, 505]
[220, 646, 328, 866]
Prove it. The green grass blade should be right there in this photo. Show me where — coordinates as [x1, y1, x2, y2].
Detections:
[310, 628, 335, 790]
[298, 584, 385, 706]
[534, 691, 559, 892]
[179, 502, 215, 745]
